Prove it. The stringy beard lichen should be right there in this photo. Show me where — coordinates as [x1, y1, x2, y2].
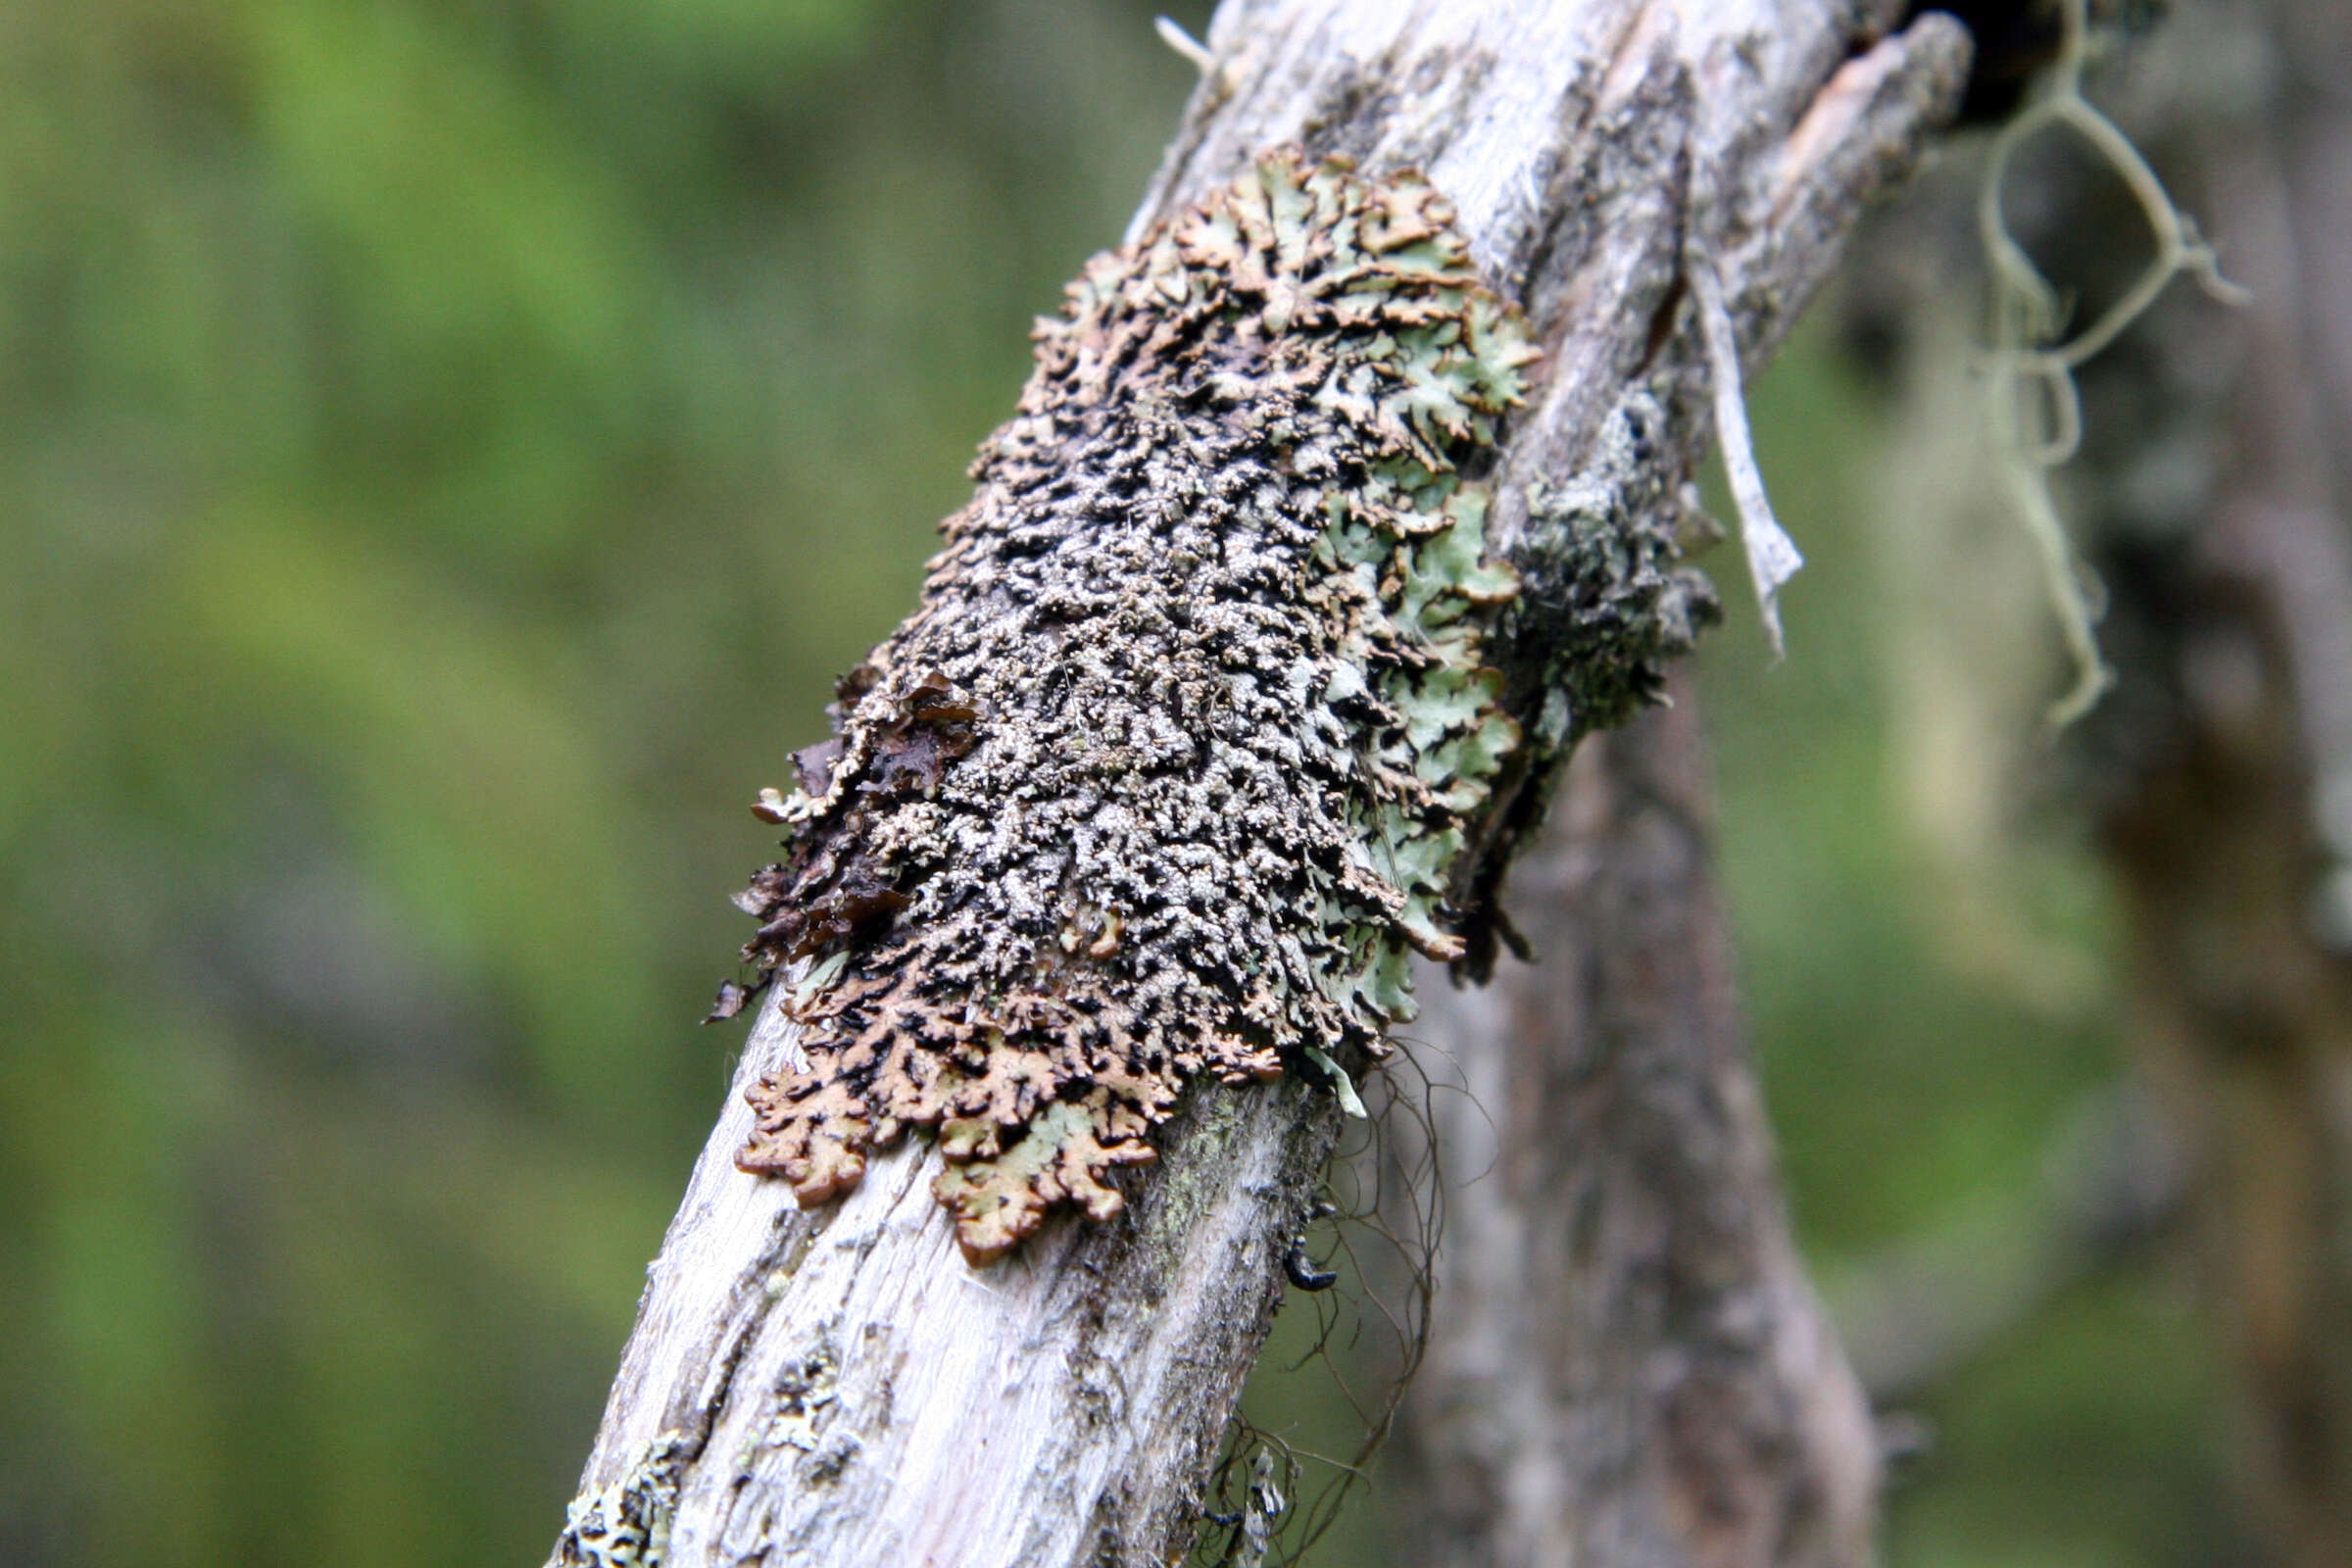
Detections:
[719, 152, 1539, 1264]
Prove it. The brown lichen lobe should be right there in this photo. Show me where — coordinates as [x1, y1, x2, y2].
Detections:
[726, 151, 1538, 1264]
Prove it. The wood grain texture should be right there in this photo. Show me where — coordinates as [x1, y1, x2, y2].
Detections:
[551, 5, 1970, 1563]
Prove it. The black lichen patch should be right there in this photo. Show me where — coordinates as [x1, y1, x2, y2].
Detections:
[1451, 392, 1723, 980]
[729, 152, 1540, 1263]
[555, 1433, 686, 1568]
[730, 671, 975, 971]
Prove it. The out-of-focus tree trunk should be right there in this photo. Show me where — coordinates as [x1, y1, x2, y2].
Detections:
[1384, 671, 1880, 1568]
[2090, 6, 2352, 1557]
[1850, 3, 2352, 1559]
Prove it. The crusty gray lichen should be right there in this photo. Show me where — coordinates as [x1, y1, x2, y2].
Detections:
[1512, 393, 1721, 752]
[1447, 391, 1721, 979]
[556, 1434, 686, 1568]
[722, 152, 1540, 1263]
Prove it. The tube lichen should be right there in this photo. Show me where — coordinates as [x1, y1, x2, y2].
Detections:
[723, 151, 1540, 1263]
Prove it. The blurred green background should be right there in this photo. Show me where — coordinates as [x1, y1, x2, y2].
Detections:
[0, 3, 2222, 1564]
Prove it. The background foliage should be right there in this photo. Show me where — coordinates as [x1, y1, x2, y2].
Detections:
[0, 3, 2225, 1563]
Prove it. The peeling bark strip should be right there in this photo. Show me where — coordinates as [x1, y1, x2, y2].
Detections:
[554, 6, 1972, 1565]
[725, 155, 1544, 1264]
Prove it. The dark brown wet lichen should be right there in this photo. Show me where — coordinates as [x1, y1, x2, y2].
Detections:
[724, 151, 1541, 1263]
[1449, 394, 1724, 978]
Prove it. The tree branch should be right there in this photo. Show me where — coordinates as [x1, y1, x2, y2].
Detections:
[1849, 2, 2352, 1553]
[550, 6, 1969, 1564]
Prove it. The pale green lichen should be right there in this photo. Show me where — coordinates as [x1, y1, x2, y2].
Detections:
[721, 152, 1539, 1263]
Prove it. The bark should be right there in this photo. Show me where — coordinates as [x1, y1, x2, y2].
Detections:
[550, 5, 1970, 1564]
[1384, 672, 1880, 1568]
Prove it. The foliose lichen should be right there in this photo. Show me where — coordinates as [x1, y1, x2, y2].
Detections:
[720, 151, 1541, 1263]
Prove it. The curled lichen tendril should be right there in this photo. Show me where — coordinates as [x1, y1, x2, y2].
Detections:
[1977, 0, 2248, 727]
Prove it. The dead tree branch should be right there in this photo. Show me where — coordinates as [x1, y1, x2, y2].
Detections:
[550, 5, 1969, 1564]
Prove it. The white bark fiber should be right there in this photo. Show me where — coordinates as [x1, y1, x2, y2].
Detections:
[553, 5, 1970, 1565]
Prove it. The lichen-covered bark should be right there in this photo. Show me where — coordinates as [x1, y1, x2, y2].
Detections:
[552, 5, 1970, 1564]
[723, 157, 1544, 1262]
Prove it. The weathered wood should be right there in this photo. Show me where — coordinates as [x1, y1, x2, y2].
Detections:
[1383, 675, 1879, 1568]
[550, 5, 1970, 1564]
